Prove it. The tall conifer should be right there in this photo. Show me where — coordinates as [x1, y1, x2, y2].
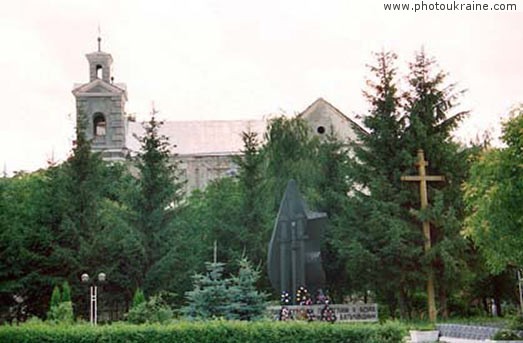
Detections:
[346, 51, 419, 318]
[134, 109, 184, 294]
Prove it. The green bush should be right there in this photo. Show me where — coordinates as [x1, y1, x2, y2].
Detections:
[47, 301, 74, 324]
[508, 315, 523, 331]
[493, 329, 523, 340]
[126, 294, 173, 324]
[61, 281, 72, 303]
[47, 282, 74, 323]
[131, 288, 146, 309]
[0, 321, 406, 343]
[49, 286, 61, 309]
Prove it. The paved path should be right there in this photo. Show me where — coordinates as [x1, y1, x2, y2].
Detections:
[439, 338, 486, 343]
[406, 337, 487, 342]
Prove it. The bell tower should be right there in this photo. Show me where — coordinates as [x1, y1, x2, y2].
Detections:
[72, 36, 128, 161]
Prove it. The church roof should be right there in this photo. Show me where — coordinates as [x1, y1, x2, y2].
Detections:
[126, 119, 267, 156]
[126, 99, 366, 156]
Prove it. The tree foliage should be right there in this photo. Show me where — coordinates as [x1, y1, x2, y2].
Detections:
[339, 50, 480, 319]
[182, 262, 230, 319]
[344, 51, 420, 316]
[131, 288, 146, 309]
[47, 282, 73, 323]
[464, 105, 523, 273]
[49, 287, 61, 310]
[1, 48, 514, 322]
[132, 111, 184, 296]
[226, 258, 267, 320]
[126, 293, 173, 324]
[183, 259, 267, 321]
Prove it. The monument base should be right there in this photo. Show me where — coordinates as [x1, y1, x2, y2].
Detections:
[267, 303, 378, 322]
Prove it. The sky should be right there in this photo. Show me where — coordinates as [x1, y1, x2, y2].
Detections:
[1, 0, 522, 175]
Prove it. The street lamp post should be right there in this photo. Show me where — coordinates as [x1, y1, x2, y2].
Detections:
[81, 272, 106, 325]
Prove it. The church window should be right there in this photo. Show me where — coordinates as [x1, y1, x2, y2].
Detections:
[317, 126, 326, 134]
[96, 64, 103, 79]
[93, 113, 106, 136]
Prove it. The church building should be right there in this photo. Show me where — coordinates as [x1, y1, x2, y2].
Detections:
[73, 40, 365, 192]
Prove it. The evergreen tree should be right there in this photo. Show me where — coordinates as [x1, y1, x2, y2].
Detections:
[402, 49, 472, 319]
[234, 130, 272, 287]
[345, 51, 419, 317]
[343, 50, 475, 319]
[49, 286, 61, 310]
[47, 283, 73, 323]
[58, 115, 106, 306]
[61, 281, 71, 303]
[182, 262, 230, 319]
[61, 117, 145, 318]
[0, 171, 58, 320]
[226, 258, 267, 320]
[314, 133, 352, 301]
[65, 115, 105, 241]
[132, 288, 146, 309]
[133, 109, 184, 294]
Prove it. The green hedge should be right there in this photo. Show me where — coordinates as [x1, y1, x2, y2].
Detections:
[0, 321, 406, 343]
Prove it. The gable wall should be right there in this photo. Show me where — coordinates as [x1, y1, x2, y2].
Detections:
[300, 103, 361, 143]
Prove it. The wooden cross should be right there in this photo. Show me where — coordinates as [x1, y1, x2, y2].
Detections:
[401, 149, 444, 322]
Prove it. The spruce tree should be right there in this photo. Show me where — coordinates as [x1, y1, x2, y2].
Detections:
[133, 109, 184, 294]
[226, 258, 267, 320]
[345, 51, 419, 318]
[402, 49, 471, 319]
[182, 262, 229, 319]
[314, 133, 352, 301]
[234, 130, 271, 278]
[342, 50, 474, 319]
[59, 116, 106, 319]
[57, 114, 146, 320]
[65, 115, 104, 239]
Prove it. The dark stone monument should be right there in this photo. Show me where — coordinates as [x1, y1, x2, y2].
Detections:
[267, 180, 327, 304]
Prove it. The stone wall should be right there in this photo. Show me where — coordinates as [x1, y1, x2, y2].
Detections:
[175, 153, 239, 193]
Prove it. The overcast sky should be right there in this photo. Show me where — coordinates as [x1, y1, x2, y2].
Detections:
[1, 0, 522, 175]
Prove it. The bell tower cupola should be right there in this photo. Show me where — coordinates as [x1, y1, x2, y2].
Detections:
[72, 36, 128, 161]
[86, 36, 113, 83]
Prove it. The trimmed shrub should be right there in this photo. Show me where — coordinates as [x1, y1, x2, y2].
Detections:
[0, 321, 406, 343]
